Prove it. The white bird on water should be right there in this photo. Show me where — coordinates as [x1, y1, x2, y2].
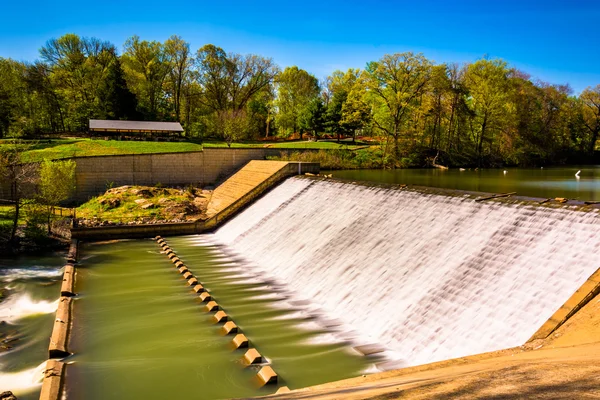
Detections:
[503, 170, 507, 175]
[575, 170, 581, 179]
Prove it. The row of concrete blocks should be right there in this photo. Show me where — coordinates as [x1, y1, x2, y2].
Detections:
[41, 239, 79, 400]
[154, 236, 280, 387]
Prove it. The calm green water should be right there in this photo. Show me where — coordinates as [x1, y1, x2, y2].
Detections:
[0, 251, 65, 400]
[326, 166, 600, 201]
[67, 238, 373, 399]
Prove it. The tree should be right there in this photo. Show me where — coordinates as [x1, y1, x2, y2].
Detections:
[364, 52, 432, 158]
[165, 36, 192, 121]
[122, 36, 171, 118]
[97, 53, 139, 120]
[0, 143, 38, 244]
[37, 159, 76, 234]
[580, 85, 600, 156]
[299, 97, 326, 139]
[274, 66, 320, 138]
[193, 44, 279, 139]
[463, 58, 511, 164]
[40, 34, 116, 130]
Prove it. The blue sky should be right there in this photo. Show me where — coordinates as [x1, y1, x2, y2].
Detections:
[2, 0, 599, 93]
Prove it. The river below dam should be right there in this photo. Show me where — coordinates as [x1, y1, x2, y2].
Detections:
[325, 166, 600, 201]
[1, 173, 599, 399]
[0, 252, 65, 399]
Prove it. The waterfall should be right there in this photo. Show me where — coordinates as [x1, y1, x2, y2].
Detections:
[213, 177, 600, 367]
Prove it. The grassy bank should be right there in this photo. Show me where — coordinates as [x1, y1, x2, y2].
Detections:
[76, 185, 211, 225]
[0, 138, 370, 161]
[0, 139, 203, 162]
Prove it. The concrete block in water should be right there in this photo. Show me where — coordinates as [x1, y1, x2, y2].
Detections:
[205, 301, 219, 312]
[232, 333, 249, 348]
[243, 348, 262, 364]
[60, 265, 76, 297]
[39, 360, 65, 400]
[276, 386, 291, 394]
[188, 277, 199, 286]
[183, 271, 193, 280]
[199, 292, 212, 302]
[257, 366, 278, 385]
[178, 266, 189, 274]
[160, 243, 169, 249]
[49, 296, 72, 358]
[175, 261, 185, 269]
[193, 284, 205, 293]
[168, 253, 178, 260]
[213, 311, 228, 323]
[222, 321, 238, 334]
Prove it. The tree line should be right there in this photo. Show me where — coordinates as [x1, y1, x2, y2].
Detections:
[1, 33, 599, 166]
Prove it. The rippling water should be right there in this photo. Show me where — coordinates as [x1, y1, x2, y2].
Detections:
[68, 239, 374, 399]
[214, 177, 600, 366]
[0, 252, 64, 400]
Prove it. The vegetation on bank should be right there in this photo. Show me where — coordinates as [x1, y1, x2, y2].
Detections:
[1, 34, 599, 167]
[76, 185, 211, 225]
[0, 138, 369, 162]
[0, 144, 76, 251]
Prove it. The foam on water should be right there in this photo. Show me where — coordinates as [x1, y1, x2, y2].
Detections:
[214, 177, 600, 367]
[0, 361, 47, 395]
[0, 293, 59, 323]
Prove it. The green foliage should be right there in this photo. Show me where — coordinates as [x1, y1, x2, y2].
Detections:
[0, 33, 598, 167]
[38, 159, 76, 205]
[274, 66, 320, 138]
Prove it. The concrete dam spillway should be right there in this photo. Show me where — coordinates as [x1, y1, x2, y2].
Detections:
[211, 176, 600, 367]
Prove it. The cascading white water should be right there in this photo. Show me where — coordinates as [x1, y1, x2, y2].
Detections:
[213, 177, 600, 367]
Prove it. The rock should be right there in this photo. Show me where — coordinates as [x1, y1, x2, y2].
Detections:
[0, 391, 18, 400]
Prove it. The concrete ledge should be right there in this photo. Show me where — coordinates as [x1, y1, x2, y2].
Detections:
[66, 240, 78, 264]
[222, 321, 238, 335]
[529, 268, 600, 341]
[244, 348, 262, 364]
[232, 334, 249, 349]
[257, 366, 278, 385]
[39, 360, 65, 400]
[70, 161, 320, 240]
[60, 265, 76, 297]
[49, 297, 72, 358]
[200, 292, 212, 302]
[213, 311, 228, 323]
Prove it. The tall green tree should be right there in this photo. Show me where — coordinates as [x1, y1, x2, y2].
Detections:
[122, 36, 171, 118]
[165, 35, 192, 121]
[580, 85, 600, 156]
[364, 52, 432, 158]
[97, 53, 139, 120]
[274, 66, 320, 138]
[463, 58, 511, 164]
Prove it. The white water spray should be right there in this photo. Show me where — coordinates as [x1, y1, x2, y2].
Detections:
[0, 294, 59, 323]
[213, 177, 600, 367]
[0, 360, 47, 395]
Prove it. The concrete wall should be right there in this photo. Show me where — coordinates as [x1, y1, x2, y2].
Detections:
[72, 148, 291, 201]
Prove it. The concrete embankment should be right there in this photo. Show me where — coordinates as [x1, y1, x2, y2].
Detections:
[70, 161, 319, 240]
[39, 239, 78, 400]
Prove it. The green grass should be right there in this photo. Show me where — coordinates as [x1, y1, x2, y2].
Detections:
[0, 138, 371, 161]
[202, 140, 369, 150]
[0, 139, 203, 162]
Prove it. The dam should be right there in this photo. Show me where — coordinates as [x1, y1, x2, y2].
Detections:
[2, 170, 600, 399]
